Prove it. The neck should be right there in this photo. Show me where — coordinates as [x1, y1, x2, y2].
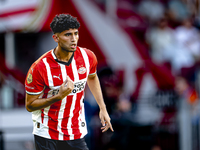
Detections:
[54, 46, 73, 62]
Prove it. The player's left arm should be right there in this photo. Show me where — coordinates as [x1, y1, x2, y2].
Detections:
[87, 73, 114, 132]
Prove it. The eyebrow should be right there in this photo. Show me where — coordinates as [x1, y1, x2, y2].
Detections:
[65, 31, 78, 35]
[65, 32, 72, 35]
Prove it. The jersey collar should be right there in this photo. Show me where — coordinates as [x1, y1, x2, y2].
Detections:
[51, 48, 74, 66]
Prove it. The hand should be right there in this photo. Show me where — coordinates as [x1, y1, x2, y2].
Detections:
[99, 109, 114, 132]
[58, 76, 74, 99]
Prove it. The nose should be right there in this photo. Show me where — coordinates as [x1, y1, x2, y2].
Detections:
[71, 34, 77, 42]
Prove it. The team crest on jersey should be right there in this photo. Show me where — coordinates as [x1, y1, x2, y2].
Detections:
[27, 73, 33, 84]
[78, 67, 86, 74]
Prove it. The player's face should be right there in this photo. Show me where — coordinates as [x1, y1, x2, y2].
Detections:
[57, 29, 79, 52]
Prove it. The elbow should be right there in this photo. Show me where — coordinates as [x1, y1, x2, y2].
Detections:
[26, 104, 34, 112]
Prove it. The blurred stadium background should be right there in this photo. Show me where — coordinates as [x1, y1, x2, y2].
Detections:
[0, 0, 200, 150]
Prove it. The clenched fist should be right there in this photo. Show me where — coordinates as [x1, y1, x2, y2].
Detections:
[58, 76, 74, 99]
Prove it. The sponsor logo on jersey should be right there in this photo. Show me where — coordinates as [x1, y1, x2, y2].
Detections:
[72, 81, 86, 94]
[52, 89, 59, 96]
[53, 74, 61, 80]
[78, 67, 86, 74]
[27, 73, 33, 84]
[50, 80, 87, 96]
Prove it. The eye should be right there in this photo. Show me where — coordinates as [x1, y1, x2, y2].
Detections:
[65, 33, 71, 36]
[75, 32, 78, 35]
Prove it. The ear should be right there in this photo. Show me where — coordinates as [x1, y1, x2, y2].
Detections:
[52, 34, 59, 42]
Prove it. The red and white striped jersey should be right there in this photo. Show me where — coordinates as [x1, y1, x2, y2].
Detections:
[25, 46, 97, 140]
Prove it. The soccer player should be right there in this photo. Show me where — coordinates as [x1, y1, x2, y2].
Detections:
[25, 14, 113, 150]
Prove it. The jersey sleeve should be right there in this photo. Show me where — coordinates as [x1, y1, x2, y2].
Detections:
[86, 49, 98, 75]
[25, 63, 45, 95]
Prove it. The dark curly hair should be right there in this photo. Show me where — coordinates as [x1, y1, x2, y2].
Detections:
[50, 14, 80, 33]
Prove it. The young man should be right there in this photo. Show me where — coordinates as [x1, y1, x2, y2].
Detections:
[25, 14, 113, 150]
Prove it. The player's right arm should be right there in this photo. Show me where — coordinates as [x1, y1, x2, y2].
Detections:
[26, 76, 74, 112]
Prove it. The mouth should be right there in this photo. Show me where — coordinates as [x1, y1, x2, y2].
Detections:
[71, 44, 76, 49]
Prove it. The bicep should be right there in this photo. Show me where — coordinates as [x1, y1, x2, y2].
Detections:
[87, 73, 102, 92]
[87, 73, 98, 87]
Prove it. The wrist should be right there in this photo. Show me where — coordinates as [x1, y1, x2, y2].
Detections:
[99, 105, 107, 111]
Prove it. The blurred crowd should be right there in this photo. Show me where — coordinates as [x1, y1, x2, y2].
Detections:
[86, 0, 200, 150]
